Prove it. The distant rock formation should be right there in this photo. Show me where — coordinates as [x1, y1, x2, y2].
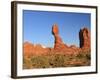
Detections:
[79, 27, 90, 49]
[24, 42, 34, 57]
[24, 42, 51, 57]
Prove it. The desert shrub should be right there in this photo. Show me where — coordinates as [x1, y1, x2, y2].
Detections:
[23, 51, 91, 69]
[76, 53, 85, 59]
[76, 51, 90, 59]
[85, 53, 91, 60]
[23, 57, 33, 69]
[31, 56, 50, 68]
[48, 54, 65, 67]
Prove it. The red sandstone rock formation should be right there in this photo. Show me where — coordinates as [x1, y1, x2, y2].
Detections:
[52, 24, 68, 50]
[52, 24, 81, 54]
[24, 42, 50, 57]
[52, 24, 90, 54]
[79, 27, 90, 49]
[24, 24, 90, 57]
[24, 42, 34, 57]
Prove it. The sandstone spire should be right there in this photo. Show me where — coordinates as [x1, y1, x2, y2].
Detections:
[79, 27, 90, 49]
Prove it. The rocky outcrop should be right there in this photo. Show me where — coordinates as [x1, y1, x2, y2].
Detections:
[52, 24, 80, 54]
[24, 42, 51, 57]
[52, 24, 90, 54]
[52, 24, 68, 50]
[79, 27, 90, 49]
[23, 42, 34, 57]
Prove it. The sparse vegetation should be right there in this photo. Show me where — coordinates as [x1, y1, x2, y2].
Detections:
[23, 51, 91, 69]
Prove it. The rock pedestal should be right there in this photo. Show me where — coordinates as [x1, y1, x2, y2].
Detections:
[52, 24, 68, 50]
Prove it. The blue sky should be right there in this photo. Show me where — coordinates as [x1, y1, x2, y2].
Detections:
[23, 10, 91, 47]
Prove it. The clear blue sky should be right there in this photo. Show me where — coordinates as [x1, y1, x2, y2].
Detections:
[23, 10, 91, 47]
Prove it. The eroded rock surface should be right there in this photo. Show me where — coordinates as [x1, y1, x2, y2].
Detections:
[24, 42, 51, 57]
[52, 24, 68, 50]
[79, 27, 90, 49]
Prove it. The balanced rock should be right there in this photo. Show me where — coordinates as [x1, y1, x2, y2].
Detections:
[52, 24, 68, 50]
